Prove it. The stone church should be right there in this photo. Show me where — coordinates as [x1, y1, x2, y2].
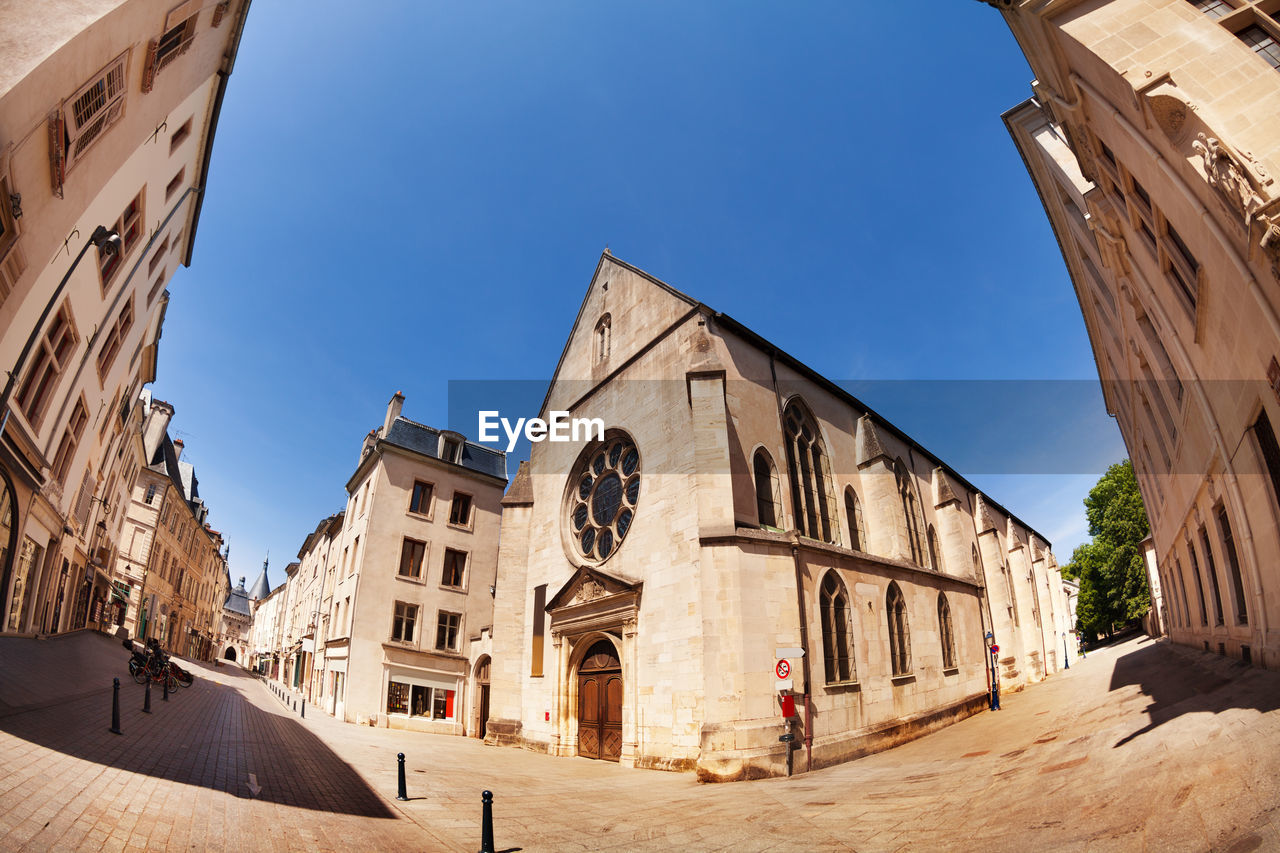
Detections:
[486, 253, 1069, 780]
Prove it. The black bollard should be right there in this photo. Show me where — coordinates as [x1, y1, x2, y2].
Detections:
[110, 678, 122, 735]
[143, 678, 152, 713]
[479, 790, 494, 853]
[163, 675, 170, 702]
[396, 753, 408, 801]
[301, 700, 305, 718]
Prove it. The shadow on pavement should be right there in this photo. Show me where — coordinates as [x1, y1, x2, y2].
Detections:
[0, 632, 394, 818]
[1107, 636, 1280, 748]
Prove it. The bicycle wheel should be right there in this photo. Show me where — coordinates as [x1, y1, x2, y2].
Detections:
[177, 668, 194, 687]
[130, 661, 148, 685]
[165, 671, 180, 694]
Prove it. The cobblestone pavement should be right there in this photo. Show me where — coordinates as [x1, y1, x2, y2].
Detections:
[1, 631, 1278, 851]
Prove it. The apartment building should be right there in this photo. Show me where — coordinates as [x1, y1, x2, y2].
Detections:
[0, 0, 251, 635]
[994, 0, 1280, 666]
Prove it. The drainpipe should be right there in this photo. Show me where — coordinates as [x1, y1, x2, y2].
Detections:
[770, 350, 814, 772]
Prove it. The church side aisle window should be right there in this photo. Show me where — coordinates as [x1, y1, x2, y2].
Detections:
[887, 582, 912, 677]
[820, 572, 855, 684]
[783, 399, 836, 544]
[754, 450, 780, 529]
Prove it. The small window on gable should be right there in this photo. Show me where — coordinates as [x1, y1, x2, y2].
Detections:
[440, 435, 462, 464]
[595, 314, 611, 364]
[753, 449, 780, 529]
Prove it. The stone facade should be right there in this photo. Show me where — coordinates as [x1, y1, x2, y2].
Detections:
[0, 0, 250, 639]
[997, 0, 1280, 667]
[486, 254, 1067, 780]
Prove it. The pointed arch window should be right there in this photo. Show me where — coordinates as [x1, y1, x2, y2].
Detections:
[1003, 563, 1020, 626]
[594, 314, 611, 364]
[927, 525, 943, 572]
[783, 399, 836, 544]
[938, 592, 956, 670]
[844, 487, 866, 552]
[887, 582, 911, 676]
[895, 461, 926, 565]
[971, 545, 981, 578]
[820, 573, 855, 683]
[753, 450, 781, 529]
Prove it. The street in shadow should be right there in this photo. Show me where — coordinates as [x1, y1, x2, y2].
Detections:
[1108, 636, 1280, 748]
[0, 632, 394, 818]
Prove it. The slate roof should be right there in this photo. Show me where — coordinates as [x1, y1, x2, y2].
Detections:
[248, 563, 271, 601]
[224, 577, 251, 617]
[383, 417, 507, 481]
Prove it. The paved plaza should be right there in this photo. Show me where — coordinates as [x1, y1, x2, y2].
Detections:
[1, 631, 1278, 851]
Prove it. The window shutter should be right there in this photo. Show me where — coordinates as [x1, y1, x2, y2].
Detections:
[142, 39, 158, 93]
[212, 1, 228, 27]
[179, 18, 197, 55]
[48, 113, 65, 197]
[74, 471, 94, 527]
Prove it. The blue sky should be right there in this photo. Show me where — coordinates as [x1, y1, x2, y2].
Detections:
[155, 1, 1126, 587]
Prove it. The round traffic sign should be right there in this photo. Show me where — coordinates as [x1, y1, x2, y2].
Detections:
[990, 644, 1000, 653]
[775, 659, 790, 679]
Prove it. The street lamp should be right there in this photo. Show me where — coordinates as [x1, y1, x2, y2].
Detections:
[985, 631, 1000, 711]
[1062, 631, 1070, 669]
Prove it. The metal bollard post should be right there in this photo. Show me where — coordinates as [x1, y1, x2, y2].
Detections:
[301, 700, 305, 718]
[110, 678, 122, 735]
[396, 753, 408, 801]
[479, 790, 494, 853]
[143, 678, 152, 713]
[163, 676, 170, 702]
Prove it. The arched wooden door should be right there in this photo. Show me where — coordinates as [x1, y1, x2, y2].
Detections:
[577, 639, 622, 762]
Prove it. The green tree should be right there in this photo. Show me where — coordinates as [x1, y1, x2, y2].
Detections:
[1065, 460, 1151, 637]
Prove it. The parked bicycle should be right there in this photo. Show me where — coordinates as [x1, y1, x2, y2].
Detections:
[123, 639, 189, 691]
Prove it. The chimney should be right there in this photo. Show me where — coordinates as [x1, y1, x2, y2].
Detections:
[383, 391, 405, 435]
[173, 438, 184, 460]
[142, 400, 174, 461]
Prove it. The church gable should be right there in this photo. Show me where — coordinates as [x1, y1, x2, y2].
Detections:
[540, 253, 700, 418]
[546, 564, 641, 612]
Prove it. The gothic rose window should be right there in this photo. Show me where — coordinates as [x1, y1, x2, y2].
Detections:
[568, 433, 641, 563]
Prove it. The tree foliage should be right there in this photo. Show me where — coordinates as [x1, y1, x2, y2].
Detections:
[1064, 460, 1151, 636]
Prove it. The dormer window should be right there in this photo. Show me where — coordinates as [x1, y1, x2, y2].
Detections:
[595, 314, 611, 364]
[439, 433, 463, 464]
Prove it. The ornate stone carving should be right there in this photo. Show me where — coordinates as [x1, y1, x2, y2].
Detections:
[573, 579, 606, 605]
[1193, 133, 1265, 223]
